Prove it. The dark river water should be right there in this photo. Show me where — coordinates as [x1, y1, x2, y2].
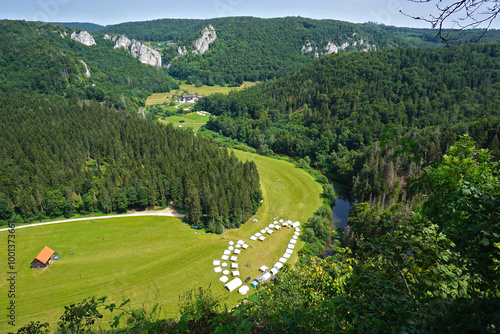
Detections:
[322, 197, 351, 258]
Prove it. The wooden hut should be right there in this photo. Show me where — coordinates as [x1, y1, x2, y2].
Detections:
[31, 246, 55, 269]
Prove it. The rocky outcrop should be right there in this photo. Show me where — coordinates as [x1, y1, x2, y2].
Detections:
[113, 35, 132, 49]
[302, 39, 376, 57]
[103, 34, 111, 40]
[177, 46, 188, 56]
[79, 60, 91, 78]
[70, 30, 96, 46]
[192, 25, 217, 55]
[109, 35, 161, 67]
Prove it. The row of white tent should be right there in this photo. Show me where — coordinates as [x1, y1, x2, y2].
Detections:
[213, 240, 251, 295]
[249, 220, 300, 241]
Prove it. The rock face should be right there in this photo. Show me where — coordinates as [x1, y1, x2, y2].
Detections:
[110, 35, 161, 67]
[302, 39, 376, 57]
[70, 31, 96, 46]
[192, 25, 217, 55]
[79, 60, 91, 78]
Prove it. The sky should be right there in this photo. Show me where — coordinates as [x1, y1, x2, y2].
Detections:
[2, 0, 500, 29]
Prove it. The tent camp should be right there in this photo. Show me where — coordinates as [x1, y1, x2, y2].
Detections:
[213, 260, 220, 266]
[274, 262, 283, 270]
[288, 244, 295, 249]
[267, 229, 274, 235]
[224, 278, 242, 292]
[260, 265, 269, 272]
[232, 270, 240, 276]
[229, 241, 235, 246]
[292, 222, 301, 228]
[260, 229, 266, 234]
[290, 239, 297, 244]
[231, 256, 238, 262]
[231, 263, 239, 269]
[214, 267, 222, 273]
[279, 219, 284, 223]
[242, 244, 249, 249]
[220, 276, 229, 283]
[261, 272, 271, 282]
[279, 257, 287, 263]
[270, 268, 278, 275]
[250, 236, 258, 241]
[283, 253, 291, 259]
[235, 244, 241, 248]
[269, 224, 275, 229]
[259, 236, 266, 241]
[239, 285, 250, 295]
[223, 270, 230, 275]
[237, 240, 245, 245]
[292, 235, 298, 240]
[275, 225, 281, 230]
[285, 249, 293, 255]
[221, 255, 229, 260]
[255, 233, 262, 237]
[295, 227, 301, 232]
[221, 262, 228, 267]
[234, 249, 241, 255]
[228, 246, 234, 251]
[223, 250, 231, 255]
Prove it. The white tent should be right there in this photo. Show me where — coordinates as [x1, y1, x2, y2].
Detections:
[234, 249, 241, 255]
[232, 270, 240, 277]
[250, 236, 258, 241]
[255, 233, 262, 237]
[290, 239, 297, 244]
[274, 262, 284, 270]
[270, 268, 278, 275]
[273, 221, 279, 225]
[231, 256, 238, 262]
[292, 222, 301, 228]
[238, 285, 250, 295]
[237, 240, 245, 245]
[279, 257, 287, 263]
[214, 267, 222, 273]
[261, 272, 272, 282]
[285, 249, 293, 255]
[223, 250, 231, 255]
[231, 263, 239, 269]
[269, 224, 275, 229]
[283, 253, 291, 259]
[221, 255, 229, 260]
[242, 244, 249, 249]
[260, 229, 267, 234]
[223, 270, 230, 275]
[295, 227, 301, 232]
[282, 222, 289, 227]
[224, 278, 242, 292]
[288, 244, 295, 249]
[275, 225, 282, 230]
[279, 219, 284, 223]
[220, 276, 229, 283]
[267, 229, 274, 235]
[213, 260, 221, 266]
[228, 246, 234, 251]
[260, 265, 269, 272]
[259, 236, 266, 241]
[229, 241, 235, 246]
[294, 231, 300, 236]
[292, 235, 298, 240]
[235, 244, 241, 248]
[221, 262, 228, 267]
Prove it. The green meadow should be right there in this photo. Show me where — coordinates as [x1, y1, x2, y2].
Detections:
[146, 81, 257, 106]
[159, 112, 210, 132]
[0, 150, 322, 331]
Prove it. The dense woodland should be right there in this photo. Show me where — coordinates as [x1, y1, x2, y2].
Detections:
[2, 18, 500, 333]
[0, 20, 177, 110]
[0, 91, 261, 229]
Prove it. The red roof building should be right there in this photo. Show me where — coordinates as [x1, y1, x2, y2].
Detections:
[31, 246, 55, 269]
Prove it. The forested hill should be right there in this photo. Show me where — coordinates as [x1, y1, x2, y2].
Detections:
[97, 16, 408, 86]
[198, 43, 500, 204]
[0, 20, 176, 110]
[0, 91, 261, 229]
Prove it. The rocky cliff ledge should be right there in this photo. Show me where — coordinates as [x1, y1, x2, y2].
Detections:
[192, 25, 217, 55]
[302, 38, 376, 57]
[71, 31, 96, 46]
[109, 35, 162, 68]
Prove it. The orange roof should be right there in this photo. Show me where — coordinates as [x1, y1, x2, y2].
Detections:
[34, 246, 55, 264]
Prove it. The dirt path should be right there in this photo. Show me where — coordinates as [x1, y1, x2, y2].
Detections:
[0, 205, 184, 232]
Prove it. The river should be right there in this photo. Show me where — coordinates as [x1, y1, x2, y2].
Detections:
[322, 197, 351, 258]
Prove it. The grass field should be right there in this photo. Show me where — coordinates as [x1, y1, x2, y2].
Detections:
[159, 112, 210, 132]
[0, 150, 322, 331]
[146, 81, 257, 106]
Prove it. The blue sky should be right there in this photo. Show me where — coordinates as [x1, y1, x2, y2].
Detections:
[2, 0, 500, 29]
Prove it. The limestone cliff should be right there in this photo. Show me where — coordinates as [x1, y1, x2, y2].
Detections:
[109, 35, 162, 68]
[192, 25, 217, 55]
[70, 30, 96, 46]
[79, 60, 91, 78]
[302, 39, 376, 57]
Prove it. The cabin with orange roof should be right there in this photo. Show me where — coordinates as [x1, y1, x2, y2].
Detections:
[31, 246, 55, 269]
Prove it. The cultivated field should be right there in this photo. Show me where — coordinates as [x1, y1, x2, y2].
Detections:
[146, 81, 257, 106]
[0, 150, 322, 332]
